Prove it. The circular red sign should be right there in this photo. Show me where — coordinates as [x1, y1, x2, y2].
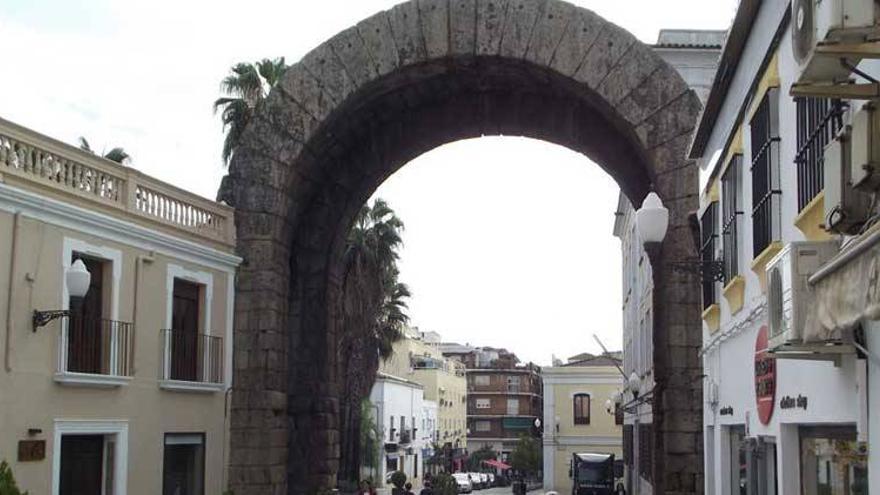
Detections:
[754, 325, 776, 425]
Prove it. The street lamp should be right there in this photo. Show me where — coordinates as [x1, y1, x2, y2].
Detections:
[634, 191, 724, 282]
[628, 372, 641, 399]
[33, 259, 91, 331]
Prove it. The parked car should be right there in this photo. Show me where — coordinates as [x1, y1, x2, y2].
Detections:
[453, 473, 473, 494]
[487, 473, 496, 487]
[468, 473, 484, 490]
[479, 473, 490, 488]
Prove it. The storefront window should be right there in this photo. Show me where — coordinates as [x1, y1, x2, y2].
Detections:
[800, 427, 868, 495]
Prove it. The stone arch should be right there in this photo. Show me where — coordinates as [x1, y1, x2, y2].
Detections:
[222, 1, 703, 493]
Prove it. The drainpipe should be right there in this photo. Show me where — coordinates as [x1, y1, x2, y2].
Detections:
[5, 211, 21, 373]
[131, 253, 154, 374]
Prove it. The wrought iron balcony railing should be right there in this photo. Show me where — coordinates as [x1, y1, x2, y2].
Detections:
[58, 316, 134, 377]
[160, 329, 224, 384]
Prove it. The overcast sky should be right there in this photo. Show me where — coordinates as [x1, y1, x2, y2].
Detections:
[0, 0, 737, 365]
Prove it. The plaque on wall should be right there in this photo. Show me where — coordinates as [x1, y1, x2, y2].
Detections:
[18, 440, 45, 461]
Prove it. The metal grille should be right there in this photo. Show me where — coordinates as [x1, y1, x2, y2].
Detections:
[751, 89, 781, 257]
[721, 155, 742, 283]
[63, 316, 134, 376]
[701, 203, 718, 309]
[160, 329, 224, 383]
[795, 97, 845, 211]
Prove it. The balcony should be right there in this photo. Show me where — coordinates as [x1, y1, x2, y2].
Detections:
[55, 316, 134, 387]
[0, 117, 235, 248]
[160, 329, 224, 392]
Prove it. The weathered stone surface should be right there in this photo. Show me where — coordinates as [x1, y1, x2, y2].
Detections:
[388, 1, 427, 66]
[524, 0, 574, 66]
[476, 0, 509, 55]
[225, 2, 705, 495]
[419, 0, 449, 58]
[573, 23, 637, 89]
[449, 0, 477, 56]
[356, 12, 400, 77]
[549, 7, 603, 76]
[499, 0, 542, 58]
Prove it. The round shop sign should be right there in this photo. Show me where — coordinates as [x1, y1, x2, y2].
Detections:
[754, 325, 776, 425]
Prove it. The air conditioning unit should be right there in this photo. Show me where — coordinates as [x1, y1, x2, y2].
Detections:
[791, 0, 877, 84]
[766, 241, 839, 350]
[851, 104, 880, 190]
[824, 125, 872, 234]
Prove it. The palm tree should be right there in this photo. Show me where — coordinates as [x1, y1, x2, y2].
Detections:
[338, 198, 411, 484]
[78, 137, 131, 165]
[213, 57, 288, 165]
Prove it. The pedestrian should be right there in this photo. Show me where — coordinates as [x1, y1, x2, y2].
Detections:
[404, 482, 415, 495]
[419, 480, 433, 495]
[359, 480, 375, 495]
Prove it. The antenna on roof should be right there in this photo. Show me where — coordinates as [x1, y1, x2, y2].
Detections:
[592, 334, 627, 380]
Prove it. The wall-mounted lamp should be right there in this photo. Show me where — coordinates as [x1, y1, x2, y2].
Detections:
[628, 372, 641, 398]
[635, 192, 724, 282]
[33, 259, 91, 331]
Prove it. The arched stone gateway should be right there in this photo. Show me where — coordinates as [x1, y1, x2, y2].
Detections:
[221, 1, 704, 493]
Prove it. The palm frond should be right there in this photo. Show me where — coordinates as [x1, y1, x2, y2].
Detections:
[103, 147, 130, 164]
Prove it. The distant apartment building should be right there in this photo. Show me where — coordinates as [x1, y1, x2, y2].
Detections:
[613, 29, 724, 495]
[542, 353, 625, 495]
[376, 328, 467, 475]
[0, 117, 240, 494]
[442, 344, 542, 462]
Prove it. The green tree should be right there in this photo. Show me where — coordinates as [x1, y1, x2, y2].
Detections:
[467, 445, 498, 471]
[213, 57, 288, 165]
[338, 199, 410, 484]
[431, 473, 458, 495]
[78, 137, 130, 165]
[510, 434, 542, 476]
[0, 460, 28, 495]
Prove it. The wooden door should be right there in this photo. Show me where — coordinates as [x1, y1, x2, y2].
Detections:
[68, 255, 104, 373]
[60, 435, 104, 495]
[171, 279, 200, 381]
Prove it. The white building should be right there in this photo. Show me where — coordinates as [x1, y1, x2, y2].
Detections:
[688, 1, 877, 493]
[369, 372, 428, 486]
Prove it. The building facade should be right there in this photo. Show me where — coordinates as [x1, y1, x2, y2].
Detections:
[0, 117, 240, 494]
[613, 29, 724, 495]
[368, 373, 428, 486]
[442, 345, 543, 462]
[542, 355, 625, 495]
[377, 328, 467, 475]
[688, 1, 879, 493]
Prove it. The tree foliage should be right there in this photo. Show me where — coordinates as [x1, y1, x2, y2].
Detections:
[510, 434, 542, 476]
[390, 471, 407, 489]
[431, 473, 458, 495]
[338, 199, 410, 484]
[78, 137, 130, 165]
[466, 445, 498, 471]
[213, 57, 288, 165]
[0, 460, 28, 495]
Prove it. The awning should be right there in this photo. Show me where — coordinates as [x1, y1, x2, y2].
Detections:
[502, 417, 532, 430]
[805, 232, 880, 342]
[483, 459, 512, 470]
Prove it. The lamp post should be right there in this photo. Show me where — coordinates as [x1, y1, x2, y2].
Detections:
[634, 192, 724, 282]
[33, 259, 91, 331]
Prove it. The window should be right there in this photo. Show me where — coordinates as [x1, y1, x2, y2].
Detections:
[67, 253, 109, 374]
[475, 398, 491, 409]
[573, 394, 590, 425]
[800, 426, 867, 495]
[170, 279, 202, 381]
[390, 416, 395, 441]
[163, 434, 205, 495]
[795, 97, 845, 211]
[639, 424, 653, 481]
[475, 421, 491, 432]
[623, 425, 634, 467]
[506, 398, 519, 415]
[750, 88, 782, 257]
[507, 375, 520, 392]
[721, 156, 743, 283]
[473, 375, 490, 386]
[700, 203, 719, 309]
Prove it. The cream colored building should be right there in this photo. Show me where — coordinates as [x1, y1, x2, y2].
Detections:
[379, 329, 467, 450]
[542, 357, 624, 495]
[0, 117, 240, 494]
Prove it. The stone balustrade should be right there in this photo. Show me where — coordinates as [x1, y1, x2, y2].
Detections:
[0, 117, 234, 247]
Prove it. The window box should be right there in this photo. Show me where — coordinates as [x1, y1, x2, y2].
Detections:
[750, 241, 784, 293]
[722, 276, 746, 316]
[793, 191, 832, 241]
[702, 304, 720, 333]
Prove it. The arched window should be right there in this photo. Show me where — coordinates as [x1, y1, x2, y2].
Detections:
[573, 394, 591, 425]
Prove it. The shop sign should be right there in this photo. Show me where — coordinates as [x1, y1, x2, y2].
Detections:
[754, 325, 776, 425]
[17, 440, 45, 461]
[779, 395, 808, 410]
[719, 406, 734, 416]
